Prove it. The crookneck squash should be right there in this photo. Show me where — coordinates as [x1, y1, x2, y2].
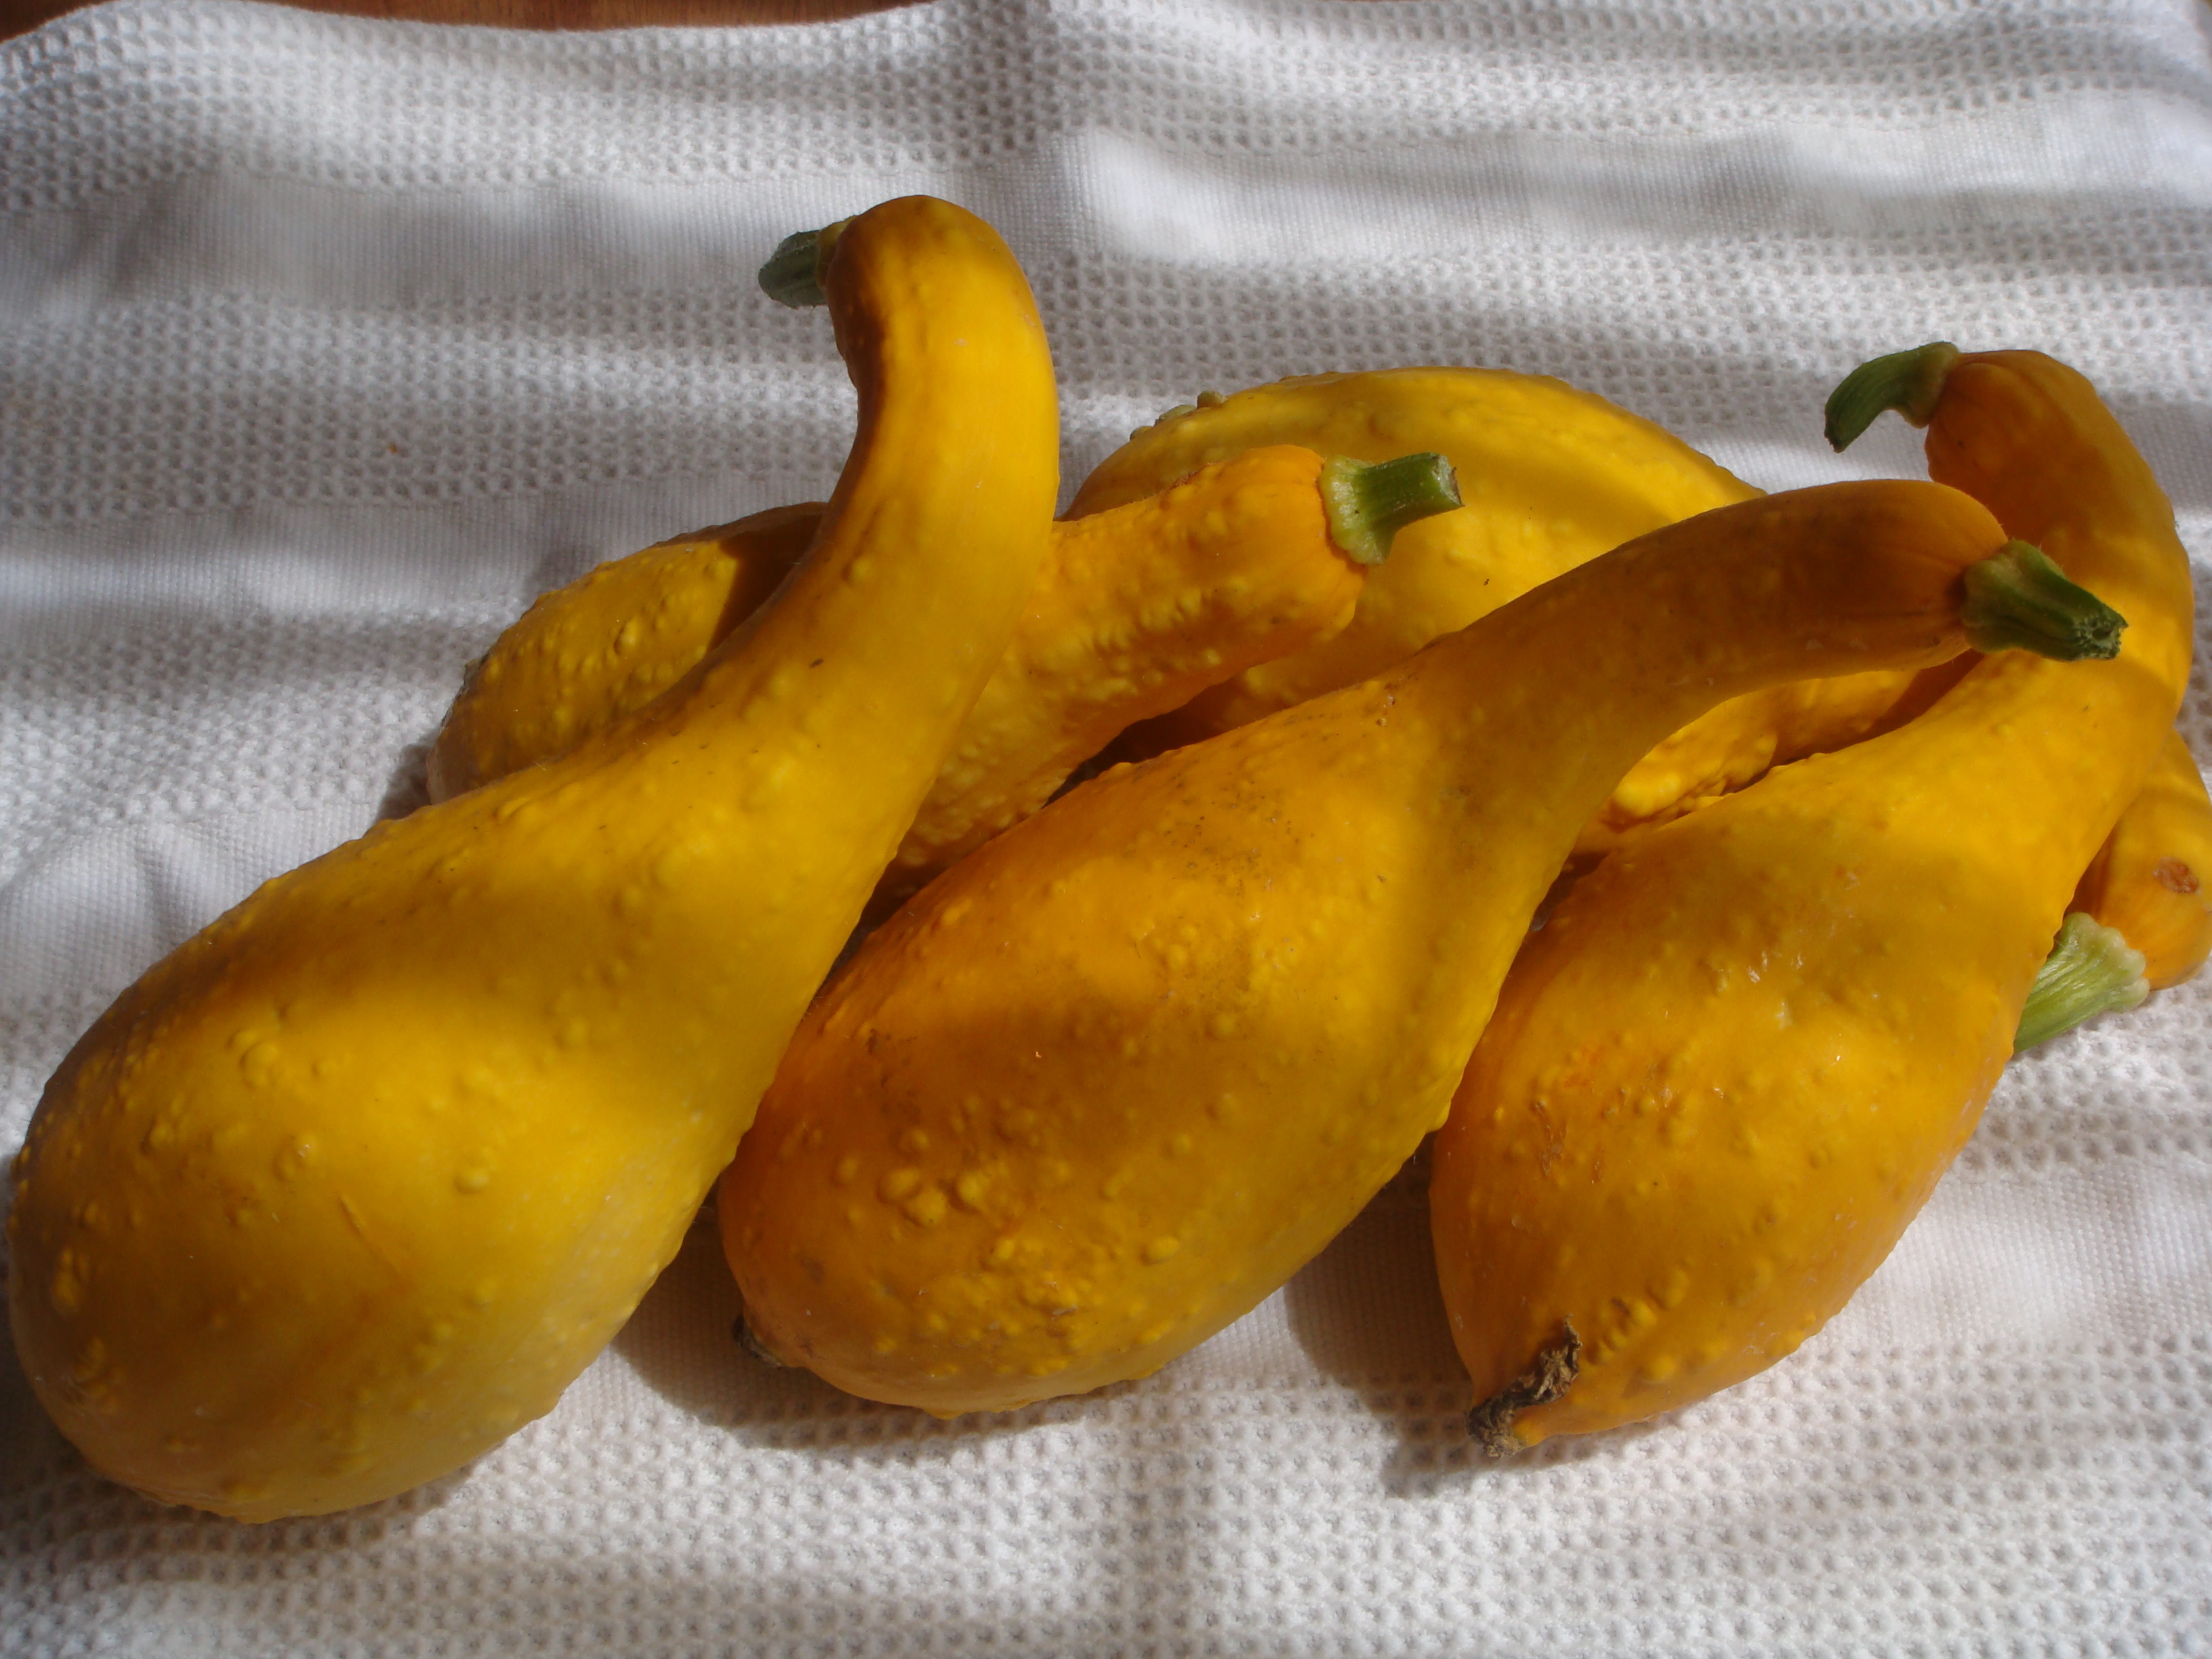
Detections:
[428, 447, 1457, 908]
[1073, 367, 1761, 748]
[721, 478, 2117, 1417]
[1432, 347, 2191, 1452]
[5, 196, 1060, 1520]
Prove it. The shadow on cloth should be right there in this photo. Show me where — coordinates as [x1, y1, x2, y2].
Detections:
[608, 1162, 1665, 1496]
[1275, 1147, 1675, 1493]
[609, 1213, 1158, 1460]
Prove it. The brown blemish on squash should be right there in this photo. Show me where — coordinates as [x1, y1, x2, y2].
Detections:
[1468, 1322, 1580, 1456]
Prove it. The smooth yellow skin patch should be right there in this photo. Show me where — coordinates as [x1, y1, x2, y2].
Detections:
[1433, 350, 2196, 1449]
[723, 480, 2018, 1417]
[3, 196, 1061, 1521]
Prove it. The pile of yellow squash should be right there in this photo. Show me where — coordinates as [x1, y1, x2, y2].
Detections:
[9, 197, 2203, 1520]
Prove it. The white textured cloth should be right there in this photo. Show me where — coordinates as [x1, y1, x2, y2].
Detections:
[4, 0, 2211, 1651]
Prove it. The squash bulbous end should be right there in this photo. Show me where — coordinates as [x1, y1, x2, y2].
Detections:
[1467, 1322, 1581, 1456]
[1824, 341, 1962, 451]
[2015, 912, 2150, 1051]
[1959, 540, 2127, 661]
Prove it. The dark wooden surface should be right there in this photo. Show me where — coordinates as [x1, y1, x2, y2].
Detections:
[1, 0, 913, 41]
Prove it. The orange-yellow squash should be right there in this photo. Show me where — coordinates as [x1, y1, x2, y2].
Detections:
[1576, 660, 1968, 854]
[1071, 370, 1952, 861]
[1073, 368, 1761, 747]
[1430, 347, 2192, 1452]
[2011, 729, 2210, 1050]
[887, 448, 1449, 905]
[426, 446, 1452, 906]
[426, 503, 823, 802]
[2073, 729, 2212, 991]
[3, 196, 1061, 1520]
[720, 479, 2111, 1416]
[430, 367, 1952, 870]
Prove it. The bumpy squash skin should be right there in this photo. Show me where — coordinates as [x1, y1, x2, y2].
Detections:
[431, 365, 1918, 865]
[1431, 350, 2194, 1450]
[1084, 371, 1933, 855]
[722, 480, 2018, 1416]
[1071, 369, 1761, 739]
[2075, 729, 2212, 990]
[883, 444, 1370, 901]
[426, 504, 822, 802]
[4, 197, 1060, 1521]
[422, 447, 1370, 904]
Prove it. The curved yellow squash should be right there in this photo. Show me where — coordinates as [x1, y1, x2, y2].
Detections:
[1072, 368, 1760, 743]
[721, 480, 2055, 1416]
[1431, 348, 2193, 1451]
[4, 196, 1060, 1520]
[890, 445, 1390, 905]
[426, 445, 1394, 906]
[432, 367, 1942, 870]
[426, 503, 822, 802]
[1575, 660, 1966, 853]
[1077, 371, 1930, 860]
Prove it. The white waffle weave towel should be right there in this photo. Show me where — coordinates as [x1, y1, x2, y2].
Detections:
[3, 0, 2209, 1652]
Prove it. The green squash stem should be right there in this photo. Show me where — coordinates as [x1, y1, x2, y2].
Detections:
[1320, 452, 1462, 567]
[2016, 913, 2150, 1050]
[1824, 342, 1963, 451]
